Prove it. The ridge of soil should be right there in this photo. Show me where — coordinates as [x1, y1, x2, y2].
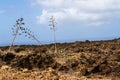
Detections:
[0, 39, 120, 80]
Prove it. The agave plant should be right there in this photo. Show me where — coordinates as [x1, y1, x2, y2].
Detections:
[8, 18, 24, 51]
[8, 18, 42, 51]
[49, 16, 57, 53]
[21, 27, 42, 44]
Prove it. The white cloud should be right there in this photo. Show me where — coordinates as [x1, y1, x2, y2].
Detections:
[34, 0, 120, 26]
[88, 21, 107, 26]
[36, 10, 66, 24]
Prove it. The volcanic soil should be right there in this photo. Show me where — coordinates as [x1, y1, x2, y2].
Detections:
[0, 39, 120, 80]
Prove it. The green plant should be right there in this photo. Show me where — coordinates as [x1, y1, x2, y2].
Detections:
[49, 16, 57, 53]
[58, 49, 67, 57]
[46, 50, 54, 56]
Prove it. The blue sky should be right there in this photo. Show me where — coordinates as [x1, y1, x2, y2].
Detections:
[0, 0, 120, 46]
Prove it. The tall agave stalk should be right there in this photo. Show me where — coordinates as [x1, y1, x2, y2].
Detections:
[49, 16, 57, 53]
[21, 27, 42, 45]
[8, 18, 42, 51]
[8, 18, 24, 51]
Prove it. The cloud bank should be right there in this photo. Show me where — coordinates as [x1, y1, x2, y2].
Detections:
[33, 0, 120, 26]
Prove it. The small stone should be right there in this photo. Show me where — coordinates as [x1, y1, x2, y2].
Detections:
[1, 65, 10, 70]
[22, 68, 28, 72]
[38, 75, 43, 78]
[48, 67, 53, 72]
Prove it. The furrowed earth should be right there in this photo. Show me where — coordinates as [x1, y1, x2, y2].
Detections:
[0, 39, 120, 80]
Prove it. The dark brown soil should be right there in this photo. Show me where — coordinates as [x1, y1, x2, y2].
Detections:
[0, 38, 120, 80]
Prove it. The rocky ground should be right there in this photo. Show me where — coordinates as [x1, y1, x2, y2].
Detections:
[0, 38, 120, 80]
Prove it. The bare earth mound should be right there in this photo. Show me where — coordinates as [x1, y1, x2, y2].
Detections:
[0, 39, 120, 80]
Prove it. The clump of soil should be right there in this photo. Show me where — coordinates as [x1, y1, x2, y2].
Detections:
[0, 53, 55, 70]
